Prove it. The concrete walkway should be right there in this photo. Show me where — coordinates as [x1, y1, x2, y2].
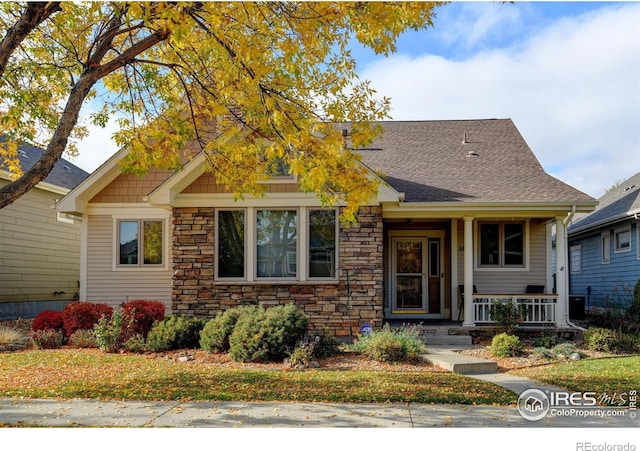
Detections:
[0, 397, 637, 428]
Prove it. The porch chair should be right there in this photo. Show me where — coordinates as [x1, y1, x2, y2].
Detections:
[525, 285, 545, 294]
[457, 284, 478, 321]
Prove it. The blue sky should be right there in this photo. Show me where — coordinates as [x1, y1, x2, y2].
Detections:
[72, 1, 640, 199]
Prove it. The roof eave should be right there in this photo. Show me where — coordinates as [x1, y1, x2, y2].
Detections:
[569, 208, 640, 236]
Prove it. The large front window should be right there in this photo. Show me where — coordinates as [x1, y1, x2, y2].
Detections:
[118, 220, 163, 267]
[309, 209, 337, 278]
[214, 208, 338, 281]
[256, 210, 298, 278]
[479, 222, 525, 268]
[217, 210, 245, 278]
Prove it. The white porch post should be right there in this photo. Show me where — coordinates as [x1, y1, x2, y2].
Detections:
[555, 217, 568, 327]
[463, 216, 475, 327]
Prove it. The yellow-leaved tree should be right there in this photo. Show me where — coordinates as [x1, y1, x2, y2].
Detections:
[0, 2, 443, 221]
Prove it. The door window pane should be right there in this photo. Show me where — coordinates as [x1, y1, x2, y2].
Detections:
[256, 210, 297, 278]
[396, 240, 422, 274]
[119, 221, 139, 265]
[309, 210, 336, 278]
[218, 211, 245, 278]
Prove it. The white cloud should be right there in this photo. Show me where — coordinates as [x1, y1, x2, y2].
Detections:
[361, 3, 640, 198]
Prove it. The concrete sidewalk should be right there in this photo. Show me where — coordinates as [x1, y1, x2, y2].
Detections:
[0, 397, 637, 428]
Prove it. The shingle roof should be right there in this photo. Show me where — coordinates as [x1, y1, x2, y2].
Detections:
[569, 171, 640, 233]
[1, 139, 89, 190]
[353, 119, 594, 204]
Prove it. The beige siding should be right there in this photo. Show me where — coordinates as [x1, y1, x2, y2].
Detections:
[457, 219, 549, 294]
[86, 215, 172, 311]
[0, 181, 81, 303]
[90, 170, 174, 203]
[182, 172, 298, 194]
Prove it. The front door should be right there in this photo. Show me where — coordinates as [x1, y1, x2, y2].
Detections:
[391, 234, 444, 316]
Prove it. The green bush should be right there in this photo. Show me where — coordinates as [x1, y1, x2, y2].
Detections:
[228, 304, 309, 363]
[352, 324, 426, 362]
[534, 333, 559, 349]
[612, 334, 640, 354]
[124, 334, 147, 353]
[304, 327, 341, 359]
[550, 342, 582, 358]
[200, 306, 255, 353]
[287, 341, 315, 367]
[583, 327, 618, 352]
[146, 315, 206, 352]
[94, 310, 134, 353]
[490, 301, 525, 334]
[29, 329, 64, 349]
[490, 333, 523, 357]
[531, 346, 553, 360]
[68, 329, 98, 348]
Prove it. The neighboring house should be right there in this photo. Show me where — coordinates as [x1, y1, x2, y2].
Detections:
[0, 141, 89, 320]
[568, 172, 640, 312]
[56, 119, 596, 336]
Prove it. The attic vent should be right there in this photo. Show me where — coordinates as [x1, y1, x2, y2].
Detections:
[624, 184, 636, 192]
[19, 150, 28, 158]
[467, 150, 479, 158]
[342, 129, 348, 137]
[63, 165, 70, 171]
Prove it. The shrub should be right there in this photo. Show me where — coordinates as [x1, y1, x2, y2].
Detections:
[29, 329, 64, 349]
[352, 324, 426, 362]
[0, 326, 28, 352]
[550, 342, 581, 358]
[121, 300, 165, 338]
[62, 302, 113, 337]
[200, 306, 255, 353]
[68, 329, 98, 348]
[287, 341, 315, 367]
[304, 327, 341, 359]
[534, 333, 558, 349]
[611, 334, 640, 354]
[229, 304, 309, 363]
[531, 346, 553, 360]
[146, 315, 206, 352]
[32, 310, 64, 332]
[490, 333, 523, 357]
[490, 301, 525, 334]
[94, 309, 135, 353]
[124, 334, 147, 353]
[583, 327, 618, 352]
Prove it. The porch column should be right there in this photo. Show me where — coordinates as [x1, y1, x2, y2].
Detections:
[463, 216, 475, 327]
[555, 217, 568, 327]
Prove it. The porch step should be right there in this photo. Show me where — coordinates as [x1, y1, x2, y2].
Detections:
[423, 347, 498, 375]
[421, 334, 472, 346]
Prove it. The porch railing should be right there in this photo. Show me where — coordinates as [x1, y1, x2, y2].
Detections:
[472, 294, 558, 325]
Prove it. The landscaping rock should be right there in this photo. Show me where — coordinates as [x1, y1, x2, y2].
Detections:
[569, 352, 581, 361]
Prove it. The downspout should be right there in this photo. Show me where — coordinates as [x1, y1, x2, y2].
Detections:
[562, 205, 585, 331]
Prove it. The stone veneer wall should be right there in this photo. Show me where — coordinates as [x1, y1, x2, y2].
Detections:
[172, 206, 383, 337]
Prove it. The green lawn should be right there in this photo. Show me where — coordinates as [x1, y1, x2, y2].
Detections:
[0, 349, 517, 405]
[512, 355, 640, 393]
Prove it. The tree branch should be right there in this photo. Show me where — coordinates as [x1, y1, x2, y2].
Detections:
[0, 2, 61, 76]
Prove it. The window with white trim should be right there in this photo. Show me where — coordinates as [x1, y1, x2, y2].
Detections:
[256, 210, 298, 278]
[614, 227, 631, 253]
[570, 244, 582, 273]
[308, 209, 337, 278]
[214, 207, 338, 281]
[117, 219, 164, 267]
[601, 232, 610, 264]
[216, 210, 246, 279]
[478, 222, 525, 268]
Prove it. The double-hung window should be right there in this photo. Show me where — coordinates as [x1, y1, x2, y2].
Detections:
[614, 227, 631, 253]
[256, 210, 298, 278]
[117, 219, 164, 267]
[478, 222, 525, 268]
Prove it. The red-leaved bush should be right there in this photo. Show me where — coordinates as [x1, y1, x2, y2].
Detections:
[62, 301, 113, 337]
[121, 300, 165, 337]
[32, 310, 64, 332]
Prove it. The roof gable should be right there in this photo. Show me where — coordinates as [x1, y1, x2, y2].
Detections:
[569, 171, 640, 233]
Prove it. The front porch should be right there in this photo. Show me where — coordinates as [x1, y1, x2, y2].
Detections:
[381, 213, 575, 330]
